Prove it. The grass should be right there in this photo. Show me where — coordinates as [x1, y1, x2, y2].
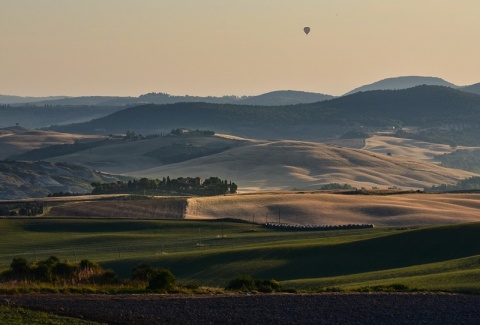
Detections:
[1, 218, 480, 293]
[0, 305, 105, 324]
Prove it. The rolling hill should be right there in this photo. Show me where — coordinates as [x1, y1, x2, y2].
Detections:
[1, 90, 333, 107]
[344, 76, 480, 96]
[461, 82, 480, 95]
[344, 76, 456, 95]
[0, 105, 125, 129]
[122, 138, 476, 192]
[46, 86, 480, 142]
[4, 129, 476, 197]
[0, 160, 130, 199]
[0, 126, 107, 160]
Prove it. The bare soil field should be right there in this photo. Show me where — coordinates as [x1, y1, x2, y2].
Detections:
[363, 135, 480, 163]
[186, 192, 480, 227]
[46, 196, 187, 219]
[0, 126, 105, 159]
[2, 293, 480, 325]
[31, 191, 480, 227]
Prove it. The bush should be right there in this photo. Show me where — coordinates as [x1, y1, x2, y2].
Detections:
[131, 263, 157, 281]
[147, 269, 176, 292]
[10, 258, 30, 277]
[226, 276, 283, 292]
[255, 279, 283, 293]
[1, 256, 115, 285]
[79, 259, 99, 270]
[99, 270, 118, 284]
[52, 262, 77, 279]
[226, 275, 257, 291]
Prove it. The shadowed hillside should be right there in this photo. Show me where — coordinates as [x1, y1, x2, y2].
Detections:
[126, 139, 476, 192]
[45, 86, 480, 144]
[344, 76, 456, 95]
[0, 161, 131, 199]
[0, 126, 107, 159]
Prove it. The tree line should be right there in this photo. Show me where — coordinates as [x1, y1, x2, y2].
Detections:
[424, 176, 480, 193]
[91, 176, 237, 196]
[0, 202, 44, 216]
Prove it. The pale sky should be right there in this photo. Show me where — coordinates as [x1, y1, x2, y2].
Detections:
[1, 0, 479, 97]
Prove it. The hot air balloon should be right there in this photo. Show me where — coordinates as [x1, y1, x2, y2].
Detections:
[303, 27, 310, 35]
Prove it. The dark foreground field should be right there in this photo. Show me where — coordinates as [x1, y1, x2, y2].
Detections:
[2, 293, 480, 325]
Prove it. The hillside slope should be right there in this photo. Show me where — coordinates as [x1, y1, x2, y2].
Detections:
[126, 139, 476, 192]
[185, 192, 480, 226]
[0, 160, 130, 199]
[47, 86, 480, 142]
[344, 76, 456, 95]
[0, 126, 106, 159]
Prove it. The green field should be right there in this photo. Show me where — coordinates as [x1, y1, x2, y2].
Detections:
[1, 218, 480, 293]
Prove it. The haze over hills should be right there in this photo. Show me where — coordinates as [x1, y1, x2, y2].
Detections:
[344, 76, 457, 95]
[123, 138, 476, 192]
[344, 76, 480, 95]
[0, 105, 125, 129]
[0, 90, 333, 107]
[44, 85, 480, 145]
[0, 160, 130, 199]
[3, 82, 480, 199]
[0, 94, 68, 105]
[2, 75, 479, 108]
[2, 125, 476, 196]
[461, 82, 480, 95]
[0, 126, 106, 160]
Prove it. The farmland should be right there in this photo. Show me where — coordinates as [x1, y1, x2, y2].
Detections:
[1, 217, 480, 293]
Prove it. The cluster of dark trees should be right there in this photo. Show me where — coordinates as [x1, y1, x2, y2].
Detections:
[436, 149, 480, 173]
[124, 130, 163, 141]
[425, 176, 480, 193]
[124, 128, 215, 142]
[0, 202, 44, 216]
[226, 275, 283, 293]
[319, 183, 355, 190]
[394, 127, 480, 147]
[91, 176, 237, 196]
[169, 128, 215, 136]
[46, 85, 480, 135]
[1, 256, 116, 285]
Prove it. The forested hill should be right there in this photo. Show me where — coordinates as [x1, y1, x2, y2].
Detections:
[344, 76, 456, 95]
[47, 85, 480, 139]
[306, 85, 480, 125]
[3, 90, 332, 107]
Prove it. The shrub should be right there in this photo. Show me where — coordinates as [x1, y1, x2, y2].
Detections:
[255, 279, 283, 293]
[79, 259, 99, 270]
[10, 258, 30, 277]
[131, 263, 157, 281]
[52, 262, 77, 279]
[99, 270, 118, 284]
[2, 256, 115, 285]
[147, 269, 176, 292]
[226, 276, 283, 292]
[226, 275, 257, 291]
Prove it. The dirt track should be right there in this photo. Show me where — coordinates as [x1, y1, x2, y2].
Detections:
[2, 293, 480, 325]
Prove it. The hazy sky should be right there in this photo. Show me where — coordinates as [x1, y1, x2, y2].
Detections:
[1, 0, 479, 97]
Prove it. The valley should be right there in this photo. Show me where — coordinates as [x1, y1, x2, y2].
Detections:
[2, 82, 480, 304]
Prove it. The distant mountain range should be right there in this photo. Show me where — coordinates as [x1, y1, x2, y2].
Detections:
[345, 76, 480, 95]
[2, 76, 479, 106]
[44, 85, 480, 145]
[0, 90, 333, 107]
